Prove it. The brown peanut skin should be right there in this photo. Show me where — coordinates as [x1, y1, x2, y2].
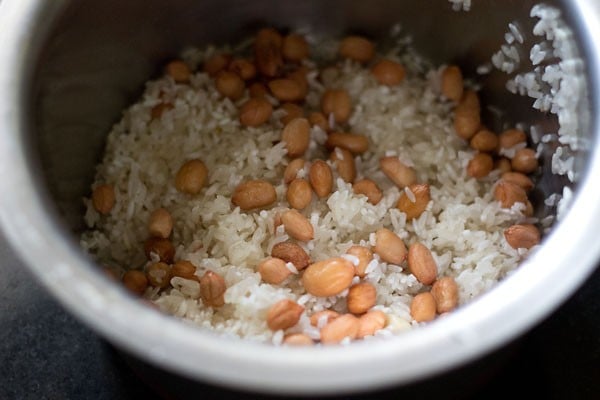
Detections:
[281, 210, 314, 242]
[266, 299, 304, 331]
[199, 271, 226, 307]
[371, 59, 406, 86]
[347, 283, 377, 315]
[380, 157, 416, 188]
[320, 314, 360, 344]
[321, 89, 352, 124]
[353, 179, 383, 205]
[357, 310, 387, 338]
[309, 160, 333, 198]
[302, 257, 355, 297]
[410, 292, 437, 322]
[339, 36, 375, 63]
[258, 257, 292, 284]
[441, 65, 464, 102]
[407, 243, 438, 285]
[287, 178, 313, 210]
[431, 277, 458, 314]
[271, 242, 311, 270]
[397, 184, 430, 220]
[92, 184, 115, 215]
[494, 180, 528, 209]
[504, 224, 541, 249]
[232, 180, 277, 210]
[374, 228, 407, 265]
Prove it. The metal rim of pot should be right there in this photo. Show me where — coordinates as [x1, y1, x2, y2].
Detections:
[0, 0, 599, 395]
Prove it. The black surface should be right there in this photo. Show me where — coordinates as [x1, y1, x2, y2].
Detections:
[1, 232, 599, 400]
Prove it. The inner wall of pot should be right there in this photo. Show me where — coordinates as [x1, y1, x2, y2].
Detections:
[33, 0, 581, 240]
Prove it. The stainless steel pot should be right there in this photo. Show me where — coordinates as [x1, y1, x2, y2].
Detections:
[0, 0, 599, 395]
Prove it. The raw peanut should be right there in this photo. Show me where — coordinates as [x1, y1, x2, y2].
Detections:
[165, 60, 191, 83]
[467, 152, 494, 178]
[320, 314, 360, 344]
[175, 159, 208, 194]
[407, 242, 438, 285]
[283, 333, 314, 346]
[273, 212, 283, 229]
[493, 180, 528, 208]
[470, 129, 499, 152]
[511, 148, 538, 174]
[525, 200, 534, 217]
[148, 208, 173, 239]
[268, 79, 305, 102]
[347, 283, 377, 315]
[248, 82, 268, 98]
[454, 107, 481, 140]
[281, 210, 314, 242]
[271, 242, 311, 270]
[501, 172, 534, 192]
[371, 59, 406, 86]
[232, 180, 277, 210]
[498, 129, 527, 151]
[287, 178, 312, 210]
[321, 89, 352, 124]
[374, 228, 407, 265]
[330, 148, 356, 183]
[227, 58, 256, 81]
[346, 245, 373, 277]
[302, 257, 355, 297]
[456, 90, 481, 114]
[199, 271, 226, 307]
[144, 237, 175, 263]
[282, 33, 310, 62]
[309, 112, 329, 132]
[281, 118, 310, 158]
[284, 158, 306, 184]
[146, 262, 171, 289]
[309, 160, 333, 198]
[204, 53, 231, 76]
[92, 184, 115, 215]
[254, 28, 283, 77]
[325, 132, 369, 154]
[495, 157, 512, 174]
[215, 70, 245, 100]
[352, 179, 383, 205]
[504, 224, 541, 249]
[239, 98, 273, 127]
[150, 102, 174, 119]
[357, 310, 387, 338]
[397, 183, 431, 220]
[339, 36, 375, 63]
[279, 103, 304, 125]
[410, 292, 437, 322]
[431, 277, 459, 313]
[441, 65, 464, 102]
[258, 257, 292, 284]
[310, 310, 340, 327]
[122, 270, 148, 295]
[286, 67, 309, 99]
[171, 260, 197, 280]
[380, 156, 416, 188]
[267, 299, 304, 331]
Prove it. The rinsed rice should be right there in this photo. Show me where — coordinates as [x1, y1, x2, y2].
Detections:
[81, 31, 537, 344]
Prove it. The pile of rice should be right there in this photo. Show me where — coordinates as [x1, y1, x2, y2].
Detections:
[81, 32, 535, 344]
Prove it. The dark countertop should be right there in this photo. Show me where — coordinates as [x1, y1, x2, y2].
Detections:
[1, 229, 599, 400]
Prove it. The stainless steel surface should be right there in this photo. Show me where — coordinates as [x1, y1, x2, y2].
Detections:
[0, 0, 599, 395]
